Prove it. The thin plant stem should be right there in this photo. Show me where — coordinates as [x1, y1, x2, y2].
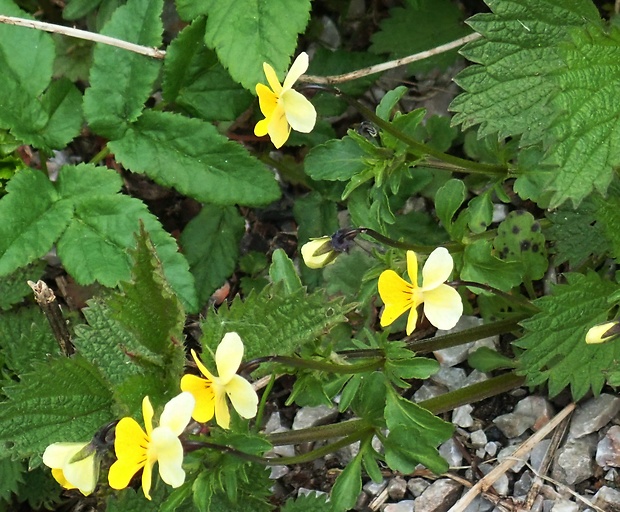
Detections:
[243, 355, 384, 376]
[254, 374, 276, 432]
[0, 15, 166, 58]
[300, 33, 482, 84]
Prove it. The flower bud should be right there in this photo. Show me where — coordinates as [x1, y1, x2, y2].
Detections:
[585, 321, 620, 344]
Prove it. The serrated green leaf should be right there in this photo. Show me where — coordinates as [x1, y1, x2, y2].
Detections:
[63, 0, 103, 20]
[163, 18, 252, 122]
[0, 307, 59, 376]
[0, 457, 24, 503]
[304, 136, 369, 181]
[269, 249, 303, 295]
[203, 0, 311, 91]
[451, 0, 600, 144]
[515, 271, 618, 399]
[493, 211, 547, 281]
[0, 356, 113, 458]
[370, 0, 470, 74]
[547, 197, 609, 266]
[330, 452, 362, 512]
[592, 180, 620, 260]
[281, 492, 332, 512]
[200, 283, 355, 362]
[180, 204, 244, 308]
[107, 488, 161, 512]
[461, 239, 524, 292]
[376, 86, 408, 121]
[0, 261, 45, 311]
[0, 169, 73, 276]
[109, 110, 280, 206]
[83, 0, 162, 139]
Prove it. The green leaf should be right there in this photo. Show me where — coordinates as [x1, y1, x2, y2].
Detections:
[269, 249, 303, 295]
[330, 452, 362, 512]
[515, 271, 619, 399]
[0, 307, 59, 376]
[0, 261, 45, 311]
[376, 86, 408, 121]
[281, 492, 332, 512]
[180, 204, 244, 307]
[63, 0, 103, 19]
[493, 211, 547, 281]
[163, 18, 253, 122]
[435, 178, 466, 238]
[0, 457, 24, 503]
[468, 346, 516, 372]
[200, 283, 355, 362]
[0, 0, 82, 150]
[0, 356, 113, 458]
[83, 0, 163, 139]
[0, 169, 73, 276]
[591, 180, 620, 260]
[304, 136, 369, 181]
[203, 0, 312, 91]
[370, 0, 470, 74]
[467, 192, 493, 235]
[109, 110, 280, 206]
[461, 239, 524, 292]
[547, 197, 609, 266]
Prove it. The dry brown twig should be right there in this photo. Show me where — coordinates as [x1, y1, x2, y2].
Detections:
[448, 402, 576, 512]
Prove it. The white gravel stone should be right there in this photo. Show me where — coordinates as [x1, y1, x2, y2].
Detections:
[470, 429, 488, 448]
[363, 479, 387, 495]
[387, 476, 408, 500]
[407, 478, 430, 497]
[430, 366, 467, 391]
[414, 479, 462, 512]
[385, 500, 414, 512]
[439, 437, 463, 468]
[592, 485, 620, 511]
[552, 435, 597, 485]
[452, 404, 474, 428]
[569, 393, 620, 439]
[292, 405, 338, 430]
[596, 425, 620, 468]
[550, 500, 579, 512]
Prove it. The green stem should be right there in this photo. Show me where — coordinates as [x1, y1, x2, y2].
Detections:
[407, 315, 529, 354]
[254, 374, 276, 432]
[359, 227, 460, 254]
[419, 372, 525, 414]
[89, 146, 110, 165]
[244, 355, 384, 376]
[267, 418, 366, 446]
[453, 280, 539, 313]
[339, 94, 508, 176]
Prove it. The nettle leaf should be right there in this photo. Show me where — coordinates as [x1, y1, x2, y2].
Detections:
[0, 0, 82, 150]
[0, 169, 74, 276]
[0, 457, 24, 503]
[109, 110, 280, 206]
[203, 0, 312, 91]
[0, 356, 114, 458]
[163, 18, 253, 122]
[591, 181, 620, 260]
[452, 0, 620, 207]
[200, 283, 355, 362]
[180, 204, 244, 308]
[0, 260, 45, 311]
[83, 0, 163, 139]
[0, 307, 60, 376]
[515, 271, 618, 399]
[281, 492, 332, 512]
[370, 0, 470, 74]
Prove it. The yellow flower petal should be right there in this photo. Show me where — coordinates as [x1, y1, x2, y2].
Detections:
[190, 349, 216, 381]
[254, 117, 270, 137]
[378, 270, 414, 310]
[215, 332, 244, 384]
[263, 62, 282, 95]
[214, 390, 231, 429]
[585, 321, 618, 344]
[110, 417, 149, 488]
[51, 468, 74, 489]
[142, 396, 154, 436]
[226, 375, 259, 419]
[180, 373, 215, 423]
[255, 83, 278, 119]
[267, 103, 290, 148]
[159, 392, 195, 436]
[421, 247, 453, 291]
[141, 457, 154, 500]
[109, 457, 142, 491]
[405, 306, 420, 336]
[281, 89, 316, 133]
[62, 452, 98, 496]
[301, 237, 335, 269]
[406, 251, 418, 285]
[423, 284, 463, 330]
[150, 427, 185, 488]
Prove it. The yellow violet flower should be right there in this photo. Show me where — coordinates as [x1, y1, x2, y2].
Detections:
[180, 332, 258, 429]
[378, 248, 462, 335]
[43, 441, 99, 496]
[301, 237, 338, 269]
[254, 52, 317, 148]
[108, 392, 195, 500]
[585, 321, 620, 344]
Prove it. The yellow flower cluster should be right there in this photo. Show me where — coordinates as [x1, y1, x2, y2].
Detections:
[43, 333, 258, 499]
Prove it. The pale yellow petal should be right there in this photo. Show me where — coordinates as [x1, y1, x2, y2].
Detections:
[226, 375, 259, 419]
[63, 453, 98, 496]
[421, 247, 453, 291]
[423, 284, 463, 330]
[263, 62, 282, 95]
[180, 374, 215, 423]
[215, 332, 244, 384]
[267, 103, 290, 148]
[159, 392, 195, 436]
[585, 321, 618, 344]
[214, 391, 231, 429]
[300, 238, 335, 269]
[150, 427, 185, 488]
[142, 396, 154, 436]
[255, 83, 278, 118]
[43, 442, 87, 470]
[282, 52, 309, 91]
[281, 89, 316, 133]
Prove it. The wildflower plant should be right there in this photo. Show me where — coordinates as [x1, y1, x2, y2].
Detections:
[0, 0, 619, 510]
